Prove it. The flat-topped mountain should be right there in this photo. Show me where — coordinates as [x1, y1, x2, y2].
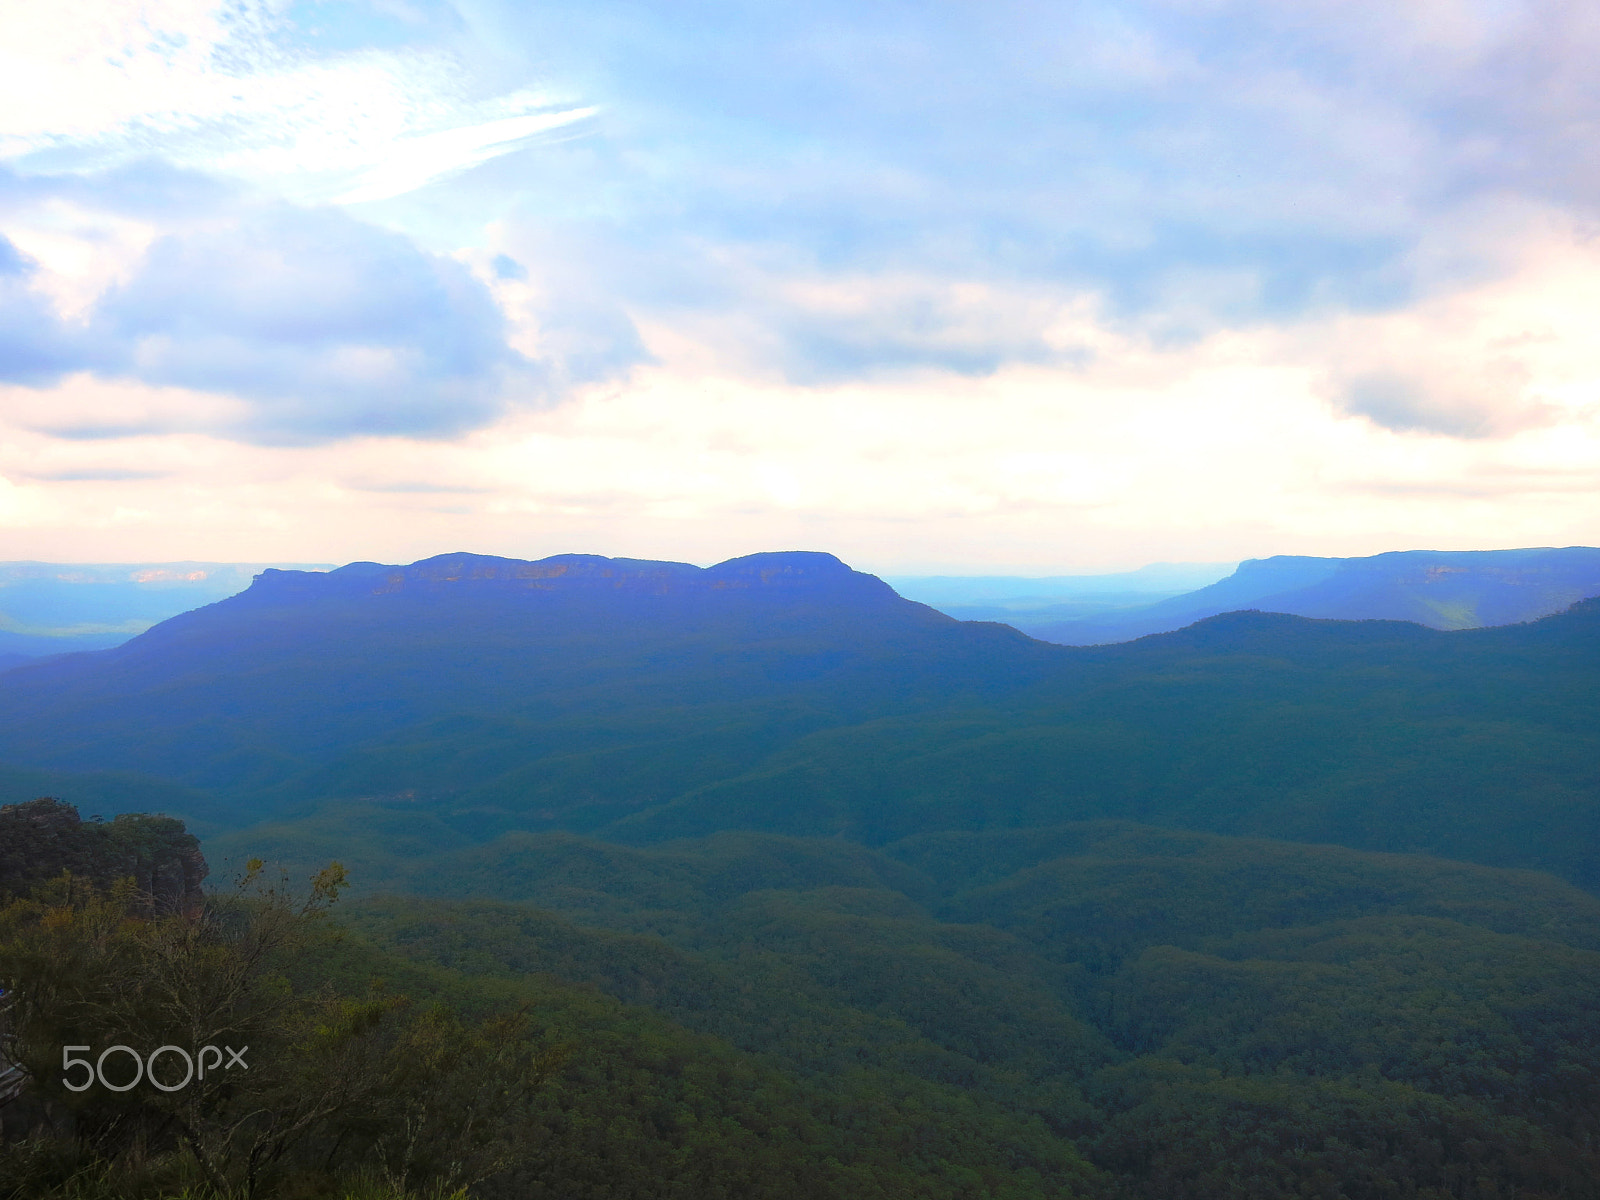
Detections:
[1019, 545, 1600, 643]
[7, 550, 1597, 1200]
[249, 550, 898, 602]
[0, 550, 1049, 804]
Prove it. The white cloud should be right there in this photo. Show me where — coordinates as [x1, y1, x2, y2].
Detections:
[1, 374, 253, 439]
[0, 1, 592, 206]
[0, 0, 245, 150]
[330, 102, 599, 205]
[0, 203, 160, 320]
[1294, 210, 1600, 437]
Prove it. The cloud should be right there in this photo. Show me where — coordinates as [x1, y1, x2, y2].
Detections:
[0, 235, 86, 385]
[474, 233, 655, 391]
[12, 0, 1600, 397]
[0, 161, 663, 443]
[0, 184, 579, 444]
[329, 105, 600, 204]
[0, 1, 593, 206]
[451, 0, 1600, 381]
[7, 0, 1600, 457]
[346, 480, 493, 494]
[2, 316, 1598, 571]
[1299, 215, 1600, 440]
[1333, 366, 1552, 440]
[661, 265, 1085, 383]
[22, 468, 170, 482]
[81, 203, 533, 442]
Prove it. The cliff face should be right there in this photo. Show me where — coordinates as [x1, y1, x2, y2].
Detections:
[0, 798, 207, 911]
[239, 550, 902, 605]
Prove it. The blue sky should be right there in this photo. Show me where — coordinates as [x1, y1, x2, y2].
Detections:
[0, 0, 1597, 571]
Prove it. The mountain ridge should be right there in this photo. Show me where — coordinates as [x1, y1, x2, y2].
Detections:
[3, 547, 1599, 891]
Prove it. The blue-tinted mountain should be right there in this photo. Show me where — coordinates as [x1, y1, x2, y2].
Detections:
[3, 547, 1599, 893]
[7, 549, 1600, 1197]
[1018, 545, 1600, 643]
[0, 549, 1047, 807]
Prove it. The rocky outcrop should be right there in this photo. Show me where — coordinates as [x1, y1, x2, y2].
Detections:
[0, 797, 207, 910]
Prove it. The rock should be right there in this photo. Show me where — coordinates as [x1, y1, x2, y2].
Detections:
[0, 798, 207, 910]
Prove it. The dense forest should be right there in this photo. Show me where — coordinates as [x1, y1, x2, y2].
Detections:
[5, 802, 1600, 1198]
[0, 799, 206, 910]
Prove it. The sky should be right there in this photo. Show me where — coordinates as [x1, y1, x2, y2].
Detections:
[1, 0, 1598, 573]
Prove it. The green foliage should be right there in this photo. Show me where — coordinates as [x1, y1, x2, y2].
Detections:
[5, 567, 1600, 1196]
[0, 867, 558, 1200]
[167, 604, 1600, 903]
[0, 799, 206, 906]
[1085, 1061, 1586, 1200]
[341, 896, 1109, 1199]
[320, 823, 1600, 1198]
[7, 817, 1600, 1196]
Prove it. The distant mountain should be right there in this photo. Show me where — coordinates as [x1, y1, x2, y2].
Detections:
[0, 560, 332, 657]
[1018, 546, 1600, 644]
[7, 551, 1594, 1199]
[886, 562, 1236, 621]
[0, 549, 1047, 813]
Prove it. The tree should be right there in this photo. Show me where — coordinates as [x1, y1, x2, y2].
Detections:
[0, 862, 561, 1199]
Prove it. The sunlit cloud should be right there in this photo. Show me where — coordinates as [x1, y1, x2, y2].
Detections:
[0, 1, 592, 205]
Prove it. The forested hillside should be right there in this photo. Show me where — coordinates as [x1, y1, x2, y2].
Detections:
[0, 798, 206, 908]
[346, 821, 1600, 1196]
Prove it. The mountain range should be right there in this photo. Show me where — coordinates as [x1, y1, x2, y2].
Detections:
[7, 545, 1597, 664]
[1002, 546, 1600, 643]
[2, 546, 1598, 889]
